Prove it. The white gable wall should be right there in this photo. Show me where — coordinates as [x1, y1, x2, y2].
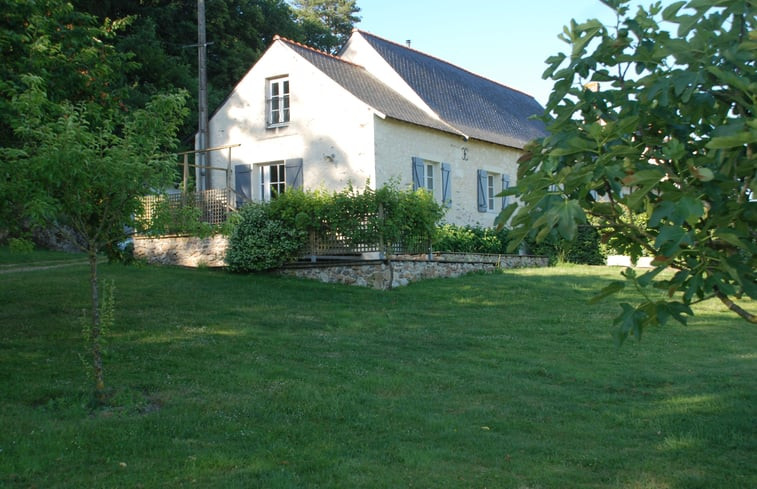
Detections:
[374, 117, 521, 227]
[205, 41, 378, 197]
[340, 33, 439, 121]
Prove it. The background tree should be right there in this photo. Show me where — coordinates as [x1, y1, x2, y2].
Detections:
[288, 0, 361, 53]
[0, 0, 135, 236]
[7, 77, 187, 401]
[72, 0, 359, 139]
[499, 0, 756, 341]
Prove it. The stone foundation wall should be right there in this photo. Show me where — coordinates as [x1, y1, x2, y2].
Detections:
[133, 235, 228, 267]
[278, 254, 548, 290]
[133, 235, 548, 289]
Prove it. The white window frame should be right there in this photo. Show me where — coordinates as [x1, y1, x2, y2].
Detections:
[267, 77, 290, 127]
[487, 174, 496, 211]
[425, 163, 435, 194]
[258, 162, 286, 201]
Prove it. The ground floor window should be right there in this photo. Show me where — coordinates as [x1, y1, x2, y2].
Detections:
[478, 169, 510, 213]
[234, 159, 303, 206]
[412, 156, 452, 207]
[260, 162, 286, 201]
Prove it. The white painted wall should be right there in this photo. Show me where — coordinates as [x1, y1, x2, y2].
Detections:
[205, 41, 378, 198]
[374, 117, 521, 227]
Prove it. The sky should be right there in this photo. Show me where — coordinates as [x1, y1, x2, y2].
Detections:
[355, 0, 673, 107]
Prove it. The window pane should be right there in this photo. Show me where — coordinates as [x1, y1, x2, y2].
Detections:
[487, 175, 495, 210]
[282, 95, 290, 122]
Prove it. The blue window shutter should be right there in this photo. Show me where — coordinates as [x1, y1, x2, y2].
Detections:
[411, 157, 424, 190]
[234, 164, 252, 208]
[477, 169, 487, 212]
[285, 158, 303, 190]
[501, 174, 510, 209]
[441, 162, 452, 208]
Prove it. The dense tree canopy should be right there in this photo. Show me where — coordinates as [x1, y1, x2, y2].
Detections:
[1, 0, 362, 237]
[70, 0, 360, 139]
[289, 0, 361, 53]
[499, 0, 756, 340]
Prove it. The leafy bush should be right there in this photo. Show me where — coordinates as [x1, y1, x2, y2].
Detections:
[434, 225, 511, 254]
[524, 225, 605, 265]
[265, 183, 444, 253]
[225, 184, 446, 270]
[8, 237, 34, 253]
[434, 223, 605, 265]
[226, 203, 307, 272]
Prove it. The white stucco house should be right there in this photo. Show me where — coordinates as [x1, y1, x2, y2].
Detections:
[200, 30, 546, 227]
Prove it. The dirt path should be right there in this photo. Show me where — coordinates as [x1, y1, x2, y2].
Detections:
[0, 259, 93, 274]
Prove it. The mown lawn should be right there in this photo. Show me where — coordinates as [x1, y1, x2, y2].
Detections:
[1, 252, 755, 488]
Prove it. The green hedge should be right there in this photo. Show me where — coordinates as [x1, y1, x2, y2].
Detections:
[434, 224, 605, 265]
[226, 184, 445, 272]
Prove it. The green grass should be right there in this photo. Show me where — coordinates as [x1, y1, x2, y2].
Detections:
[1, 254, 755, 488]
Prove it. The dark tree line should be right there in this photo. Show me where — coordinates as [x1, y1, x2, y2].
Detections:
[1, 0, 360, 147]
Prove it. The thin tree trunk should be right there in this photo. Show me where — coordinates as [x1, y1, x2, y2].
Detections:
[89, 248, 106, 402]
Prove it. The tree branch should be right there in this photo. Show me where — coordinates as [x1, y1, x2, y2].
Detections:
[714, 287, 757, 324]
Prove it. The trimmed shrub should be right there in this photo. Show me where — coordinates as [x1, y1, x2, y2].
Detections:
[226, 203, 307, 272]
[434, 224, 510, 254]
[434, 223, 605, 265]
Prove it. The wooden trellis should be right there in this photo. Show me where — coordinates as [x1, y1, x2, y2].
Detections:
[139, 144, 242, 231]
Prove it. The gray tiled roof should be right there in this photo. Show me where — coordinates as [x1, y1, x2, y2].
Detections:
[282, 39, 465, 138]
[355, 31, 547, 148]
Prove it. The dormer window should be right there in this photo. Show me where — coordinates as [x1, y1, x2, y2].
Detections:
[267, 76, 290, 127]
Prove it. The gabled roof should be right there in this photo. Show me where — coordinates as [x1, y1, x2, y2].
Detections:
[350, 31, 547, 149]
[279, 37, 464, 137]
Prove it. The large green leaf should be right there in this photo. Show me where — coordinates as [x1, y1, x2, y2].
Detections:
[590, 281, 626, 304]
[613, 303, 647, 345]
[706, 130, 757, 149]
[555, 199, 585, 241]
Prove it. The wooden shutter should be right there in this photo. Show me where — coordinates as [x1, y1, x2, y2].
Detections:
[285, 158, 303, 190]
[477, 169, 487, 212]
[441, 162, 452, 208]
[234, 164, 252, 208]
[411, 157, 424, 190]
[501, 174, 510, 209]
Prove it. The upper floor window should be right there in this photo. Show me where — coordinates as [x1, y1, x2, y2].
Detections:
[267, 77, 290, 127]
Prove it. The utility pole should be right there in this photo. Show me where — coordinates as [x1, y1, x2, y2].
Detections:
[197, 0, 210, 190]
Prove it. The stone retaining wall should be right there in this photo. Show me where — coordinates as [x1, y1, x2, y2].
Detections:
[133, 235, 228, 267]
[133, 235, 548, 289]
[278, 254, 548, 290]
